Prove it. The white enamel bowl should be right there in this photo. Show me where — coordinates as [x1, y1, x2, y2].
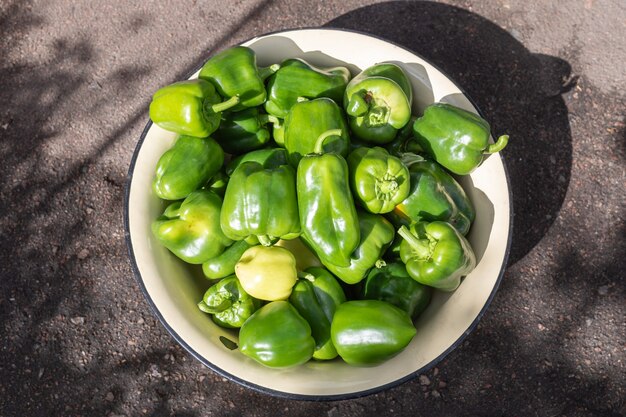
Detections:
[124, 28, 512, 400]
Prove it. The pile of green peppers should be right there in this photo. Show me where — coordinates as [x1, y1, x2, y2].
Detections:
[148, 46, 508, 368]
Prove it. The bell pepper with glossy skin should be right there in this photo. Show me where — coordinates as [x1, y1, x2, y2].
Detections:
[212, 108, 281, 155]
[398, 222, 476, 291]
[363, 262, 432, 320]
[197, 275, 261, 328]
[344, 63, 412, 144]
[347, 146, 410, 214]
[199, 46, 279, 111]
[388, 153, 475, 235]
[149, 79, 240, 137]
[297, 132, 360, 268]
[239, 301, 315, 368]
[331, 300, 416, 366]
[289, 267, 346, 360]
[202, 240, 252, 280]
[412, 102, 509, 175]
[321, 211, 395, 285]
[264, 58, 351, 119]
[283, 98, 350, 167]
[221, 161, 300, 246]
[153, 135, 224, 200]
[235, 245, 297, 301]
[225, 147, 288, 176]
[152, 190, 233, 264]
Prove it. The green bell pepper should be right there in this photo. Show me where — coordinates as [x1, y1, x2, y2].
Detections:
[197, 275, 261, 328]
[264, 58, 351, 119]
[235, 245, 298, 301]
[331, 300, 416, 366]
[153, 135, 224, 200]
[298, 132, 360, 268]
[387, 153, 475, 235]
[363, 262, 432, 320]
[321, 210, 395, 285]
[198, 46, 279, 110]
[412, 102, 509, 175]
[239, 300, 315, 368]
[212, 108, 281, 155]
[283, 98, 350, 167]
[289, 267, 347, 360]
[221, 161, 300, 246]
[398, 222, 476, 291]
[347, 146, 410, 214]
[152, 190, 233, 264]
[202, 240, 252, 280]
[344, 63, 412, 144]
[149, 79, 240, 137]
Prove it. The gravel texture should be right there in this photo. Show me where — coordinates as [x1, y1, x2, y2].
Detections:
[1, 1, 625, 416]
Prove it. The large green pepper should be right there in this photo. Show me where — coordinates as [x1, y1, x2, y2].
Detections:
[387, 153, 475, 235]
[149, 79, 240, 137]
[412, 102, 509, 175]
[264, 58, 351, 119]
[297, 132, 360, 268]
[398, 222, 476, 291]
[212, 108, 281, 155]
[221, 161, 300, 246]
[331, 300, 416, 366]
[198, 46, 279, 110]
[152, 190, 233, 264]
[321, 211, 395, 285]
[202, 240, 252, 280]
[239, 301, 315, 368]
[344, 63, 412, 144]
[197, 275, 261, 328]
[283, 98, 350, 167]
[347, 146, 410, 214]
[225, 147, 288, 176]
[363, 262, 432, 320]
[153, 135, 224, 200]
[289, 267, 346, 360]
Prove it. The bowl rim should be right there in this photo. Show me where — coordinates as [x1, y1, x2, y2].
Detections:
[123, 26, 514, 401]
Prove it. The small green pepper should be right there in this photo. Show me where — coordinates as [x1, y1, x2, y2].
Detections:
[153, 135, 224, 200]
[331, 300, 416, 366]
[149, 79, 240, 137]
[151, 190, 233, 264]
[212, 108, 281, 155]
[197, 275, 261, 328]
[347, 146, 410, 214]
[239, 301, 315, 368]
[202, 240, 252, 280]
[398, 222, 476, 291]
[412, 102, 508, 175]
[235, 246, 298, 301]
[199, 46, 279, 111]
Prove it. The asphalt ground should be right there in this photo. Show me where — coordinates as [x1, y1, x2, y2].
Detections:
[1, 1, 625, 416]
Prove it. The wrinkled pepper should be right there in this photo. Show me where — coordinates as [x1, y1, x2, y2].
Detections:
[297, 132, 360, 268]
[235, 245, 297, 301]
[153, 135, 224, 200]
[197, 275, 261, 328]
[284, 98, 350, 166]
[347, 146, 410, 214]
[149, 79, 240, 137]
[331, 300, 416, 366]
[202, 240, 252, 280]
[398, 222, 476, 291]
[412, 102, 509, 175]
[363, 262, 432, 320]
[151, 190, 233, 264]
[321, 210, 395, 285]
[289, 267, 347, 360]
[225, 147, 288, 176]
[388, 153, 475, 235]
[264, 58, 351, 119]
[199, 46, 279, 111]
[239, 300, 315, 368]
[344, 63, 412, 144]
[212, 108, 281, 155]
[221, 161, 300, 245]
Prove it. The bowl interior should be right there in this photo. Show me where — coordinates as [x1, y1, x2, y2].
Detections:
[125, 29, 511, 399]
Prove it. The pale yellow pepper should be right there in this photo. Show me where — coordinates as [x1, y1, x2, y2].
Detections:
[235, 246, 297, 301]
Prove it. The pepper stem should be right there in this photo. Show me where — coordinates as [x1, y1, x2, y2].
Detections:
[211, 95, 240, 113]
[346, 93, 369, 117]
[313, 129, 343, 154]
[375, 259, 387, 269]
[485, 134, 509, 154]
[397, 225, 431, 259]
[198, 299, 232, 314]
[297, 271, 316, 282]
[258, 64, 280, 81]
[257, 235, 277, 247]
[258, 114, 281, 127]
